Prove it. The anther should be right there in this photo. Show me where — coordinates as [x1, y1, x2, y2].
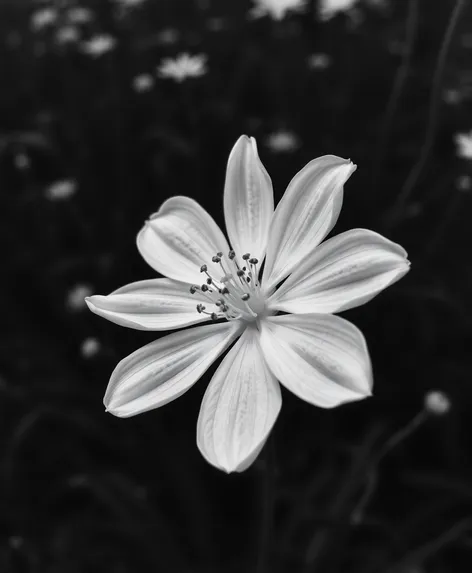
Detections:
[241, 293, 250, 301]
[221, 287, 229, 295]
[237, 270, 245, 277]
[201, 284, 209, 292]
[242, 253, 250, 260]
[216, 252, 223, 257]
[196, 304, 205, 313]
[249, 257, 258, 265]
[206, 278, 212, 285]
[200, 264, 207, 273]
[189, 285, 197, 294]
[228, 250, 235, 260]
[211, 312, 218, 321]
[212, 255, 221, 263]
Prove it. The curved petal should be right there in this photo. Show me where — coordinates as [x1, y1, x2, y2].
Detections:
[223, 135, 274, 262]
[137, 196, 230, 285]
[263, 156, 356, 293]
[268, 229, 410, 314]
[259, 314, 372, 409]
[197, 327, 281, 473]
[104, 321, 243, 418]
[86, 278, 213, 331]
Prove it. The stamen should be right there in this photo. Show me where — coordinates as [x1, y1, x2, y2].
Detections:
[193, 249, 265, 323]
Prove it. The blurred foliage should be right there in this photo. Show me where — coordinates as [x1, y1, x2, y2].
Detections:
[1, 0, 472, 571]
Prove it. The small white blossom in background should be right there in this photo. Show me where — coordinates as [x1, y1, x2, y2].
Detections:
[206, 17, 226, 32]
[8, 537, 23, 550]
[454, 131, 472, 159]
[67, 284, 93, 312]
[307, 53, 331, 70]
[443, 89, 462, 105]
[265, 130, 300, 153]
[456, 175, 471, 191]
[45, 179, 78, 201]
[157, 53, 207, 82]
[132, 73, 154, 92]
[114, 0, 147, 16]
[114, 0, 147, 7]
[81, 34, 116, 58]
[14, 152, 30, 170]
[250, 0, 307, 20]
[80, 337, 101, 359]
[424, 391, 451, 416]
[56, 26, 80, 45]
[31, 8, 58, 31]
[320, 0, 386, 21]
[67, 7, 94, 24]
[319, 0, 358, 20]
[156, 28, 180, 46]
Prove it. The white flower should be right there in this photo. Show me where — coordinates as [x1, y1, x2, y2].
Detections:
[86, 135, 410, 473]
[156, 28, 180, 45]
[81, 34, 116, 57]
[14, 153, 30, 170]
[265, 130, 300, 153]
[114, 0, 147, 7]
[132, 73, 154, 92]
[443, 89, 461, 105]
[80, 337, 101, 358]
[319, 0, 385, 21]
[67, 283, 93, 311]
[67, 7, 94, 24]
[250, 0, 307, 20]
[456, 175, 471, 191]
[31, 8, 58, 31]
[319, 0, 358, 20]
[157, 53, 207, 82]
[45, 178, 77, 200]
[424, 391, 450, 416]
[56, 26, 80, 45]
[454, 131, 472, 159]
[307, 53, 331, 70]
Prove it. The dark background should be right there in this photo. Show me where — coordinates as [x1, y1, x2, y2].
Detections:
[1, 0, 472, 571]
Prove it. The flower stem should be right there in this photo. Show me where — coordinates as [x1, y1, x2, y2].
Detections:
[256, 435, 276, 573]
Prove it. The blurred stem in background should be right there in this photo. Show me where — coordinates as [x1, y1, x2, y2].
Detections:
[256, 434, 276, 573]
[386, 0, 467, 228]
[371, 0, 419, 196]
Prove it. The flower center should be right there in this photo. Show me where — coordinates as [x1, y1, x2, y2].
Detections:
[189, 250, 267, 323]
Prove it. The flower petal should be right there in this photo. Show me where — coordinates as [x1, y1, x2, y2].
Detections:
[223, 135, 274, 262]
[197, 327, 281, 473]
[86, 278, 212, 331]
[259, 314, 372, 409]
[137, 196, 230, 284]
[263, 156, 356, 293]
[268, 229, 410, 314]
[104, 321, 243, 418]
